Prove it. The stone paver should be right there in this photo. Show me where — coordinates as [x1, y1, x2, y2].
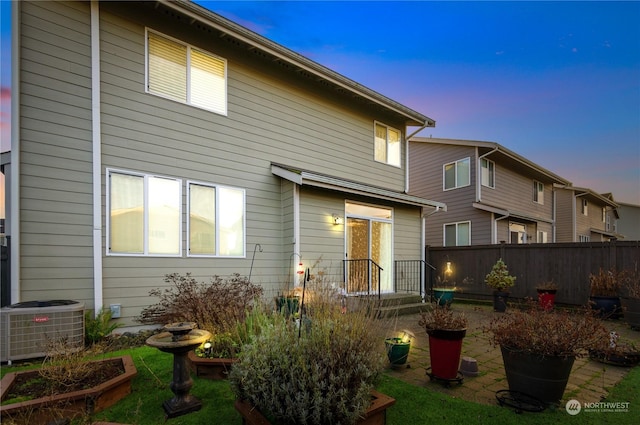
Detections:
[376, 302, 639, 407]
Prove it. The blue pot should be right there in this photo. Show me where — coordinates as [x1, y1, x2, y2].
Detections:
[433, 288, 455, 306]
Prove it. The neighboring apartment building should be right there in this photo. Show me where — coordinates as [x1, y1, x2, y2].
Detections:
[5, 1, 446, 324]
[408, 137, 571, 246]
[555, 187, 621, 242]
[616, 203, 640, 240]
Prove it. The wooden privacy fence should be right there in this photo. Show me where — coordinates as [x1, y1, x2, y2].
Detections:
[426, 241, 640, 306]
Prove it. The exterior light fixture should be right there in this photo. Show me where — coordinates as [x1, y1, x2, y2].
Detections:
[332, 214, 344, 225]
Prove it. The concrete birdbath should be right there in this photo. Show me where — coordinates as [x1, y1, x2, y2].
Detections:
[146, 322, 211, 418]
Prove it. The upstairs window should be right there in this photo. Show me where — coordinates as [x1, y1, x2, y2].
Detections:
[147, 30, 227, 115]
[443, 158, 470, 190]
[108, 170, 181, 256]
[533, 181, 544, 204]
[582, 199, 588, 216]
[444, 221, 471, 246]
[374, 123, 401, 167]
[480, 158, 495, 188]
[188, 182, 245, 257]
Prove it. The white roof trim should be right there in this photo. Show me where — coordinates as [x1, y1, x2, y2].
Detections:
[272, 164, 446, 210]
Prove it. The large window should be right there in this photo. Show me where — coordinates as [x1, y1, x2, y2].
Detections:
[147, 30, 227, 115]
[188, 182, 245, 257]
[480, 158, 495, 188]
[443, 158, 470, 190]
[533, 181, 544, 204]
[108, 170, 181, 256]
[444, 221, 471, 246]
[374, 122, 401, 167]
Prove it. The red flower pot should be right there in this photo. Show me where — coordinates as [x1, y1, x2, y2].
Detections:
[537, 289, 557, 311]
[427, 328, 467, 380]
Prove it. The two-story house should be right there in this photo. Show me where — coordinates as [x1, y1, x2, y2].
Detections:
[4, 1, 445, 324]
[555, 187, 620, 242]
[408, 137, 571, 246]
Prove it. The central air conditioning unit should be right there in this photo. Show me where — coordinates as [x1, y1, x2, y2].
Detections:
[0, 300, 85, 363]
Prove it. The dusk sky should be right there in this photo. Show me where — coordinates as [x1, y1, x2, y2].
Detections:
[1, 1, 639, 205]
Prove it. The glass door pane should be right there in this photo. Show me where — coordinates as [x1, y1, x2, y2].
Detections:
[372, 221, 392, 292]
[346, 218, 369, 293]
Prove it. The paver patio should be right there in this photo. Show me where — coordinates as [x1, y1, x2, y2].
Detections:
[375, 302, 638, 408]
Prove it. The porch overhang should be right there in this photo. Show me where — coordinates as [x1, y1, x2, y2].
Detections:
[272, 163, 447, 211]
[473, 202, 553, 224]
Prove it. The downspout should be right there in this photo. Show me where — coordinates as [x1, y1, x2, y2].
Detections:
[422, 206, 442, 298]
[91, 1, 103, 313]
[476, 147, 498, 203]
[404, 123, 428, 193]
[293, 183, 300, 278]
[10, 1, 21, 303]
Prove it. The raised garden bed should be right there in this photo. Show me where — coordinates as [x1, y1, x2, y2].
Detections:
[1, 355, 137, 425]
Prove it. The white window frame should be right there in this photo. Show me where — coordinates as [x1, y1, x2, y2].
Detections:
[533, 180, 544, 204]
[582, 199, 588, 216]
[579, 234, 591, 242]
[107, 168, 182, 257]
[145, 28, 228, 115]
[443, 221, 471, 246]
[373, 122, 402, 167]
[187, 181, 246, 258]
[480, 158, 495, 188]
[443, 157, 471, 190]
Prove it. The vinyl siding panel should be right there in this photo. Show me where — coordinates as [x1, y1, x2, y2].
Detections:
[555, 189, 575, 242]
[18, 1, 94, 305]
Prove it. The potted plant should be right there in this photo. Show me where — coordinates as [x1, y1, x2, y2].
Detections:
[432, 275, 456, 307]
[485, 258, 516, 312]
[384, 330, 414, 368]
[229, 283, 395, 425]
[483, 302, 608, 404]
[620, 266, 640, 329]
[419, 306, 468, 381]
[536, 280, 558, 311]
[589, 267, 623, 319]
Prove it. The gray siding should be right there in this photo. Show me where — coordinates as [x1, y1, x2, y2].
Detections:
[19, 1, 94, 304]
[17, 1, 432, 325]
[555, 189, 575, 242]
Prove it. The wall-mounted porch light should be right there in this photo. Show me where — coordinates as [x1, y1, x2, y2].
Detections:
[332, 214, 344, 225]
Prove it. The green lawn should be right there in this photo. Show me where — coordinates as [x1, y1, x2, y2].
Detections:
[2, 345, 638, 425]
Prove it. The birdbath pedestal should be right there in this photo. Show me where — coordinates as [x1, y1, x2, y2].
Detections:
[146, 322, 211, 418]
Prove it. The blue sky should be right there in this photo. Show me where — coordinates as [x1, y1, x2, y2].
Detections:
[1, 1, 639, 204]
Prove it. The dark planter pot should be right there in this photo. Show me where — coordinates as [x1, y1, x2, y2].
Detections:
[620, 297, 640, 329]
[500, 346, 575, 404]
[537, 289, 557, 311]
[385, 338, 411, 367]
[234, 390, 396, 425]
[433, 288, 455, 306]
[427, 328, 467, 380]
[188, 351, 237, 380]
[493, 291, 509, 312]
[590, 295, 622, 319]
[0, 355, 137, 425]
